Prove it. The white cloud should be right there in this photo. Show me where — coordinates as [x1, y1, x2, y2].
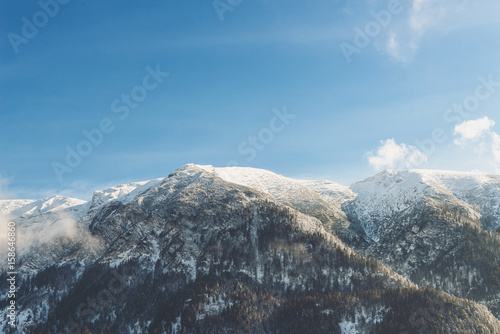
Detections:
[367, 138, 428, 170]
[454, 116, 495, 145]
[454, 116, 500, 173]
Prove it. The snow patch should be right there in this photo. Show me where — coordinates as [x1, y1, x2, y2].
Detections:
[339, 320, 358, 334]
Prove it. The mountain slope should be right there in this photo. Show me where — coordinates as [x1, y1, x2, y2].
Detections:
[0, 196, 101, 274]
[341, 169, 500, 318]
[0, 165, 412, 332]
[415, 169, 500, 231]
[199, 165, 354, 233]
[1, 165, 500, 333]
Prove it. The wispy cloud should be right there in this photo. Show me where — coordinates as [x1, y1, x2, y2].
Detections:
[0, 174, 15, 200]
[386, 0, 464, 62]
[367, 138, 428, 170]
[386, 32, 409, 63]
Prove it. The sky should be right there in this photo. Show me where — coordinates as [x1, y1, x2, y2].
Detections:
[1, 0, 500, 200]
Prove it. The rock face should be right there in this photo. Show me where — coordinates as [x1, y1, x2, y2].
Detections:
[1, 164, 500, 333]
[337, 169, 500, 317]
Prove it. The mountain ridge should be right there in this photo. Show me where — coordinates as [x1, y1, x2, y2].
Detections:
[1, 164, 500, 333]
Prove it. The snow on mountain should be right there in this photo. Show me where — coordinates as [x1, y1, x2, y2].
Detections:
[83, 163, 414, 292]
[415, 169, 500, 230]
[0, 196, 88, 254]
[343, 169, 500, 317]
[198, 164, 305, 197]
[0, 195, 86, 218]
[2, 165, 499, 274]
[197, 164, 353, 231]
[199, 165, 354, 205]
[296, 179, 356, 207]
[3, 164, 500, 332]
[88, 178, 164, 208]
[345, 169, 498, 241]
[345, 170, 432, 242]
[3, 166, 498, 253]
[0, 196, 99, 273]
[0, 199, 36, 217]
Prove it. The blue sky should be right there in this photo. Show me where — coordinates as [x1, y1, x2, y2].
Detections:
[1, 0, 500, 200]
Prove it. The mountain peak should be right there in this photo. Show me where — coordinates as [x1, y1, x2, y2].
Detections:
[0, 195, 86, 218]
[89, 178, 164, 209]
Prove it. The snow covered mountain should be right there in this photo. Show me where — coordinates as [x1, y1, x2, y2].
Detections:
[0, 196, 86, 218]
[0, 181, 165, 274]
[198, 165, 354, 232]
[0, 196, 100, 273]
[414, 169, 500, 230]
[343, 169, 500, 242]
[339, 169, 500, 318]
[1, 164, 500, 333]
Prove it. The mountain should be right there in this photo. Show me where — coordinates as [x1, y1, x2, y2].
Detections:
[1, 164, 499, 333]
[0, 195, 102, 275]
[344, 169, 500, 239]
[201, 165, 354, 232]
[340, 169, 500, 318]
